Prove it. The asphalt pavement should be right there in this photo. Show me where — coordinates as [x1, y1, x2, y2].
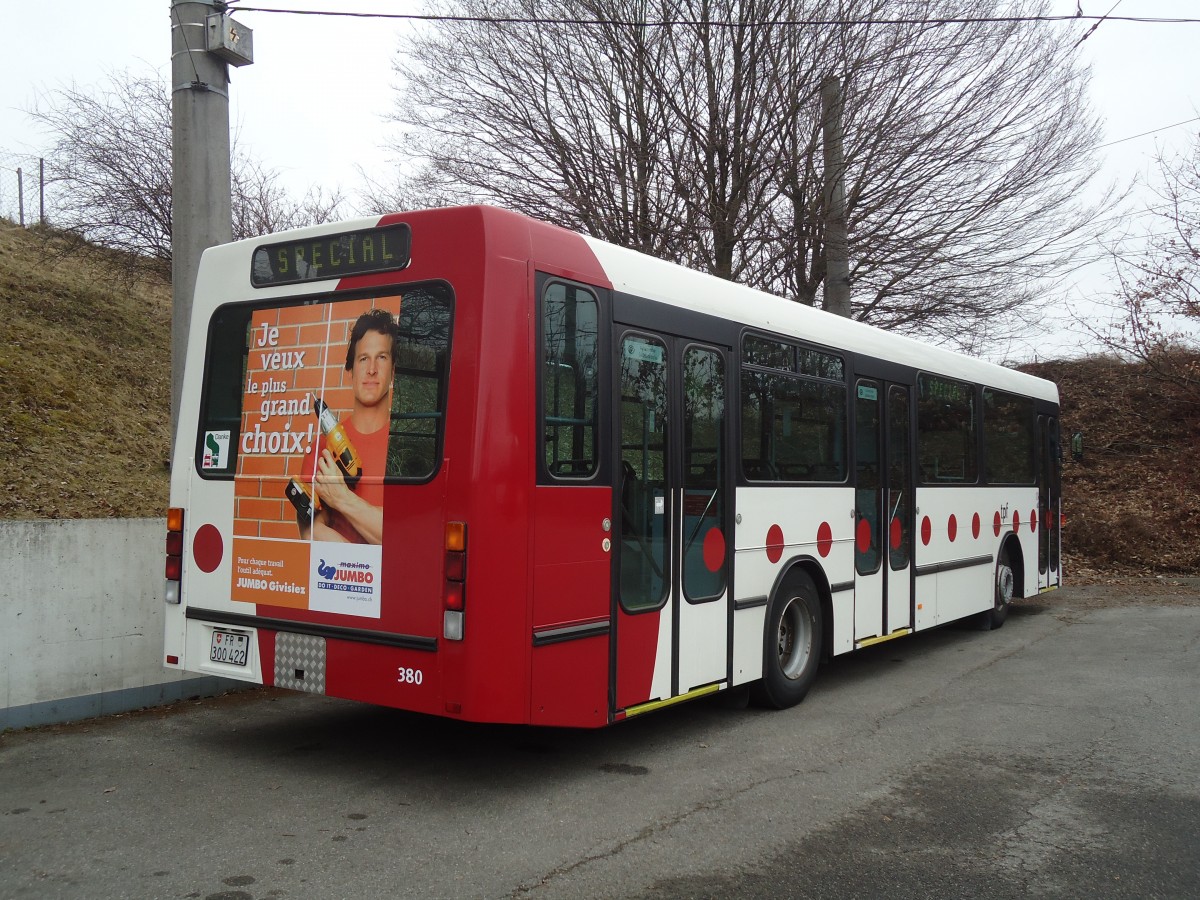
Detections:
[2, 581, 1198, 900]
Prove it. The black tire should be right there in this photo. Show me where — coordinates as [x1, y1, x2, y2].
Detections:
[750, 572, 823, 709]
[981, 547, 1015, 631]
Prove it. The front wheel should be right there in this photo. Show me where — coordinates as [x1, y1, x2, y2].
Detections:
[751, 572, 823, 709]
[981, 548, 1015, 631]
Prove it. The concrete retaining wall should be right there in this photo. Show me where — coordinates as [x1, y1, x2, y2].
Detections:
[1, 518, 237, 730]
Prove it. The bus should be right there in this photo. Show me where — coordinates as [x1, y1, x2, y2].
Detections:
[164, 205, 1062, 728]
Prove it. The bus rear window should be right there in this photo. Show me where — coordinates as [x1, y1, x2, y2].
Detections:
[194, 283, 453, 482]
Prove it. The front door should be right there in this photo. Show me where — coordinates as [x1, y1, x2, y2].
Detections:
[853, 380, 914, 642]
[611, 330, 732, 710]
[1038, 415, 1062, 591]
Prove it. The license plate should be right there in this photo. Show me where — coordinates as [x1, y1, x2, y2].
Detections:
[209, 629, 249, 666]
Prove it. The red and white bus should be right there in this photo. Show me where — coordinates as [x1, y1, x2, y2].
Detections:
[164, 205, 1062, 727]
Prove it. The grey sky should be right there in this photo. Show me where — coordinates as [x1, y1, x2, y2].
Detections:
[1, 1, 1196, 356]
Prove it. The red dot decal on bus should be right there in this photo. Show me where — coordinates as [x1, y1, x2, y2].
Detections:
[890, 516, 902, 550]
[993, 511, 1002, 537]
[193, 524, 223, 573]
[972, 512, 981, 540]
[1030, 510, 1038, 533]
[921, 516, 932, 546]
[703, 527, 726, 572]
[817, 521, 833, 558]
[766, 524, 785, 564]
[1013, 510, 1021, 532]
[948, 514, 958, 542]
[856, 517, 872, 553]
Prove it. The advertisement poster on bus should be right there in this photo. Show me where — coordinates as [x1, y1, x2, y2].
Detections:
[221, 296, 402, 619]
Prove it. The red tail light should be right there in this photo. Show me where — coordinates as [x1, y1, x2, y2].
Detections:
[445, 581, 465, 611]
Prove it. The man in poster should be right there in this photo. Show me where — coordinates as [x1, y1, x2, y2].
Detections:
[299, 308, 396, 545]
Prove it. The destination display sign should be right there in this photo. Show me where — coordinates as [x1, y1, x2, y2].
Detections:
[251, 223, 411, 287]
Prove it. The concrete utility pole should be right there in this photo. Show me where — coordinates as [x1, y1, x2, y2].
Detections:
[821, 75, 852, 319]
[169, 1, 252, 442]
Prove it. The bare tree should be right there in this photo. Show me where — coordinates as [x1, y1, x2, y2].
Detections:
[30, 73, 174, 275]
[389, 0, 1106, 351]
[27, 70, 344, 280]
[1086, 135, 1200, 398]
[231, 155, 345, 240]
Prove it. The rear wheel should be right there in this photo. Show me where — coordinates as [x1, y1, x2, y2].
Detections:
[751, 572, 823, 709]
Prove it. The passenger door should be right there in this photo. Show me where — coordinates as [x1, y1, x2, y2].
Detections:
[853, 380, 914, 642]
[612, 330, 732, 711]
[1038, 416, 1062, 591]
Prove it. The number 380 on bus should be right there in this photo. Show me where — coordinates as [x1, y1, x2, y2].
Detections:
[164, 206, 1062, 728]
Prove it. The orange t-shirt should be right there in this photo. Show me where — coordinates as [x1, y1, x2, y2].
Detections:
[302, 417, 389, 544]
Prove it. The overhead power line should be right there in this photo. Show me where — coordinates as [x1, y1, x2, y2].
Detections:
[226, 6, 1200, 28]
[1073, 0, 1125, 47]
[1097, 117, 1200, 150]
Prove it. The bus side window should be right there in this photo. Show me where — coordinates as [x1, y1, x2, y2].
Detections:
[740, 337, 846, 484]
[917, 373, 977, 484]
[541, 282, 599, 480]
[983, 388, 1035, 485]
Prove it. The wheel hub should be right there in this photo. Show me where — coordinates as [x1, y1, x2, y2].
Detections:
[777, 598, 810, 680]
[997, 564, 1015, 606]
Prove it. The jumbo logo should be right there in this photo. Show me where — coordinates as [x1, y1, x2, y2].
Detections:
[316, 560, 374, 584]
[333, 568, 373, 584]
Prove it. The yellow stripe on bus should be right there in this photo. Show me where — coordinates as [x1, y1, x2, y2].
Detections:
[623, 683, 722, 717]
[855, 628, 911, 649]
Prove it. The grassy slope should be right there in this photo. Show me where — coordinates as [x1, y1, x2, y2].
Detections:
[2, 221, 1197, 574]
[0, 222, 171, 518]
[1025, 355, 1200, 576]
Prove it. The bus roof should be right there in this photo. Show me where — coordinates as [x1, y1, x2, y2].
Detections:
[581, 234, 1058, 404]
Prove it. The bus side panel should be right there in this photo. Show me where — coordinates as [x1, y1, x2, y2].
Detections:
[913, 486, 1038, 625]
[530, 486, 612, 727]
[733, 486, 856, 659]
[531, 640, 609, 728]
[437, 246, 538, 725]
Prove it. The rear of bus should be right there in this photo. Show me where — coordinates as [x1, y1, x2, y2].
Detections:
[163, 207, 597, 725]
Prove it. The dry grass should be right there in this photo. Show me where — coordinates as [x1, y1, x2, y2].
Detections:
[2, 220, 1197, 575]
[0, 221, 171, 518]
[1024, 354, 1200, 578]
